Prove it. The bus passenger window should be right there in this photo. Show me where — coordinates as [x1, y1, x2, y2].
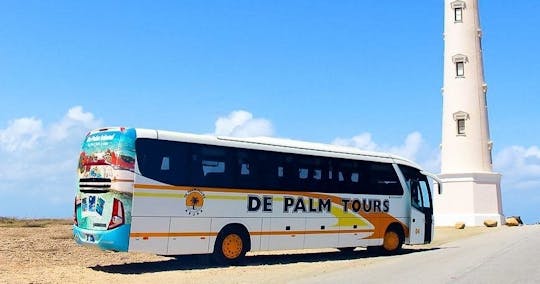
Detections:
[351, 172, 359, 183]
[299, 168, 308, 179]
[240, 163, 250, 175]
[277, 166, 284, 177]
[202, 160, 225, 176]
[313, 169, 322, 180]
[161, 157, 170, 171]
[338, 171, 344, 182]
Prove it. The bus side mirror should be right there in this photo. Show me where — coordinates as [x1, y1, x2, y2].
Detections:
[435, 181, 442, 195]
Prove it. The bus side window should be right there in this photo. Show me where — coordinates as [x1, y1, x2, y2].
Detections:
[313, 169, 322, 180]
[338, 171, 345, 182]
[419, 180, 432, 209]
[190, 153, 203, 183]
[368, 163, 402, 195]
[351, 172, 359, 183]
[240, 162, 250, 175]
[235, 150, 256, 189]
[135, 138, 191, 186]
[399, 164, 433, 210]
[236, 150, 251, 176]
[161, 157, 170, 171]
[411, 179, 423, 209]
[299, 168, 309, 179]
[277, 166, 284, 177]
[202, 160, 225, 176]
[189, 144, 231, 188]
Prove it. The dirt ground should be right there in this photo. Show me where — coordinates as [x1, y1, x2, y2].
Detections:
[0, 220, 496, 284]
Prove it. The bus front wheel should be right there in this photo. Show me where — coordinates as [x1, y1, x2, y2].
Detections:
[212, 226, 249, 265]
[382, 229, 403, 253]
[367, 225, 404, 255]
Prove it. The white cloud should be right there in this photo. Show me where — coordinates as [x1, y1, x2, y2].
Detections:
[0, 106, 102, 217]
[332, 131, 438, 169]
[0, 117, 44, 152]
[492, 145, 540, 221]
[494, 145, 540, 190]
[214, 110, 274, 137]
[49, 106, 102, 142]
[332, 133, 378, 151]
[0, 106, 101, 153]
[388, 132, 424, 160]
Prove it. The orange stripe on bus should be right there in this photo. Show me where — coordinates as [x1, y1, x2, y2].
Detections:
[131, 232, 219, 238]
[113, 179, 134, 183]
[252, 229, 372, 236]
[130, 229, 373, 238]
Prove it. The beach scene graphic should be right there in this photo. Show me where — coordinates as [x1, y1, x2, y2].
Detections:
[78, 128, 136, 175]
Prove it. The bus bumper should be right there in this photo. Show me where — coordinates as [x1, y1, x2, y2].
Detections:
[73, 224, 131, 252]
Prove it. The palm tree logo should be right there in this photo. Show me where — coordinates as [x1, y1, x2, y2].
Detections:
[185, 189, 205, 215]
[190, 195, 200, 210]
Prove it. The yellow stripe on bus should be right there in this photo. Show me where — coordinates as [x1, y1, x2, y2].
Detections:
[134, 192, 183, 198]
[133, 192, 248, 201]
[205, 195, 247, 201]
[130, 229, 373, 238]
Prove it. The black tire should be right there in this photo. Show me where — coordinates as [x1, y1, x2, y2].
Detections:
[212, 226, 249, 265]
[338, 247, 356, 253]
[366, 246, 381, 254]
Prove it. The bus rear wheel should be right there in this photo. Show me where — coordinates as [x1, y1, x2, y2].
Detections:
[213, 227, 248, 265]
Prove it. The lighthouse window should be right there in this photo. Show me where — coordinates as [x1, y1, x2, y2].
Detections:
[456, 62, 465, 77]
[457, 119, 466, 135]
[454, 8, 463, 22]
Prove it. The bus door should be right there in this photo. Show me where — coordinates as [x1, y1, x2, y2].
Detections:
[409, 177, 433, 244]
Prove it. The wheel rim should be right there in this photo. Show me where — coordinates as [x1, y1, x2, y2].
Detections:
[222, 233, 243, 260]
[383, 231, 400, 251]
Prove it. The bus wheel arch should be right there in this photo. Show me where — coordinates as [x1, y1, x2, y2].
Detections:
[212, 223, 250, 265]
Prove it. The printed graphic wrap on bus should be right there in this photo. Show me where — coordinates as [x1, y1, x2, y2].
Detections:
[74, 128, 136, 252]
[74, 127, 436, 259]
[78, 128, 136, 174]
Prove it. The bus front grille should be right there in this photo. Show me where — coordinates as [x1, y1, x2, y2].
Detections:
[79, 178, 111, 192]
[93, 223, 107, 228]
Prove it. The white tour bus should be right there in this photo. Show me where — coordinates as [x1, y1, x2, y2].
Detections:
[74, 127, 440, 264]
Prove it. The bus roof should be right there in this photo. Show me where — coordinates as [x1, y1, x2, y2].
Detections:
[132, 127, 422, 169]
[218, 136, 420, 166]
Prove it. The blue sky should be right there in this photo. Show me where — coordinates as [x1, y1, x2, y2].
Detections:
[1, 1, 539, 223]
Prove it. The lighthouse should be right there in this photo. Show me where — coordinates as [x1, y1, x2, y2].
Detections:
[434, 0, 504, 226]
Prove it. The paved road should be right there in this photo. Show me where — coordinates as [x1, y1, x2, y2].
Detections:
[295, 225, 540, 284]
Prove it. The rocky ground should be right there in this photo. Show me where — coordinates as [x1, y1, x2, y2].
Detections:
[0, 219, 493, 284]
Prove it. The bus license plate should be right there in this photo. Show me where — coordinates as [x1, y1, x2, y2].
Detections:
[86, 234, 95, 242]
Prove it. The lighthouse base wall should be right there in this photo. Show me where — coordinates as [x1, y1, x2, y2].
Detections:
[434, 172, 504, 227]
